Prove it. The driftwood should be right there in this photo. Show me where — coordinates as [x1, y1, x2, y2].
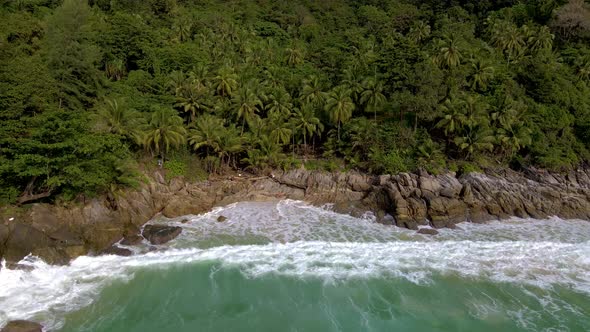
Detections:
[17, 176, 53, 204]
[17, 190, 52, 205]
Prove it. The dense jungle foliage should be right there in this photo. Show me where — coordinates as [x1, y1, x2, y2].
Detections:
[1, 0, 590, 203]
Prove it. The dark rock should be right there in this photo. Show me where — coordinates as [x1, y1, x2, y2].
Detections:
[3, 223, 52, 263]
[120, 235, 144, 246]
[1, 320, 42, 332]
[142, 225, 182, 245]
[417, 228, 439, 235]
[5, 263, 35, 272]
[101, 245, 133, 256]
[179, 218, 190, 224]
[217, 216, 228, 222]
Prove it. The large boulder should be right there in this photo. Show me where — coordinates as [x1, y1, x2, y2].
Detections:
[1, 320, 42, 332]
[427, 197, 468, 228]
[142, 225, 182, 245]
[101, 245, 133, 256]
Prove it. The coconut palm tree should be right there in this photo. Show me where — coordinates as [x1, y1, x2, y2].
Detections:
[232, 87, 263, 136]
[173, 19, 193, 42]
[462, 95, 489, 129]
[497, 123, 532, 157]
[188, 114, 224, 156]
[265, 89, 293, 119]
[213, 66, 238, 98]
[435, 98, 466, 136]
[94, 99, 143, 142]
[217, 125, 243, 167]
[285, 47, 304, 66]
[300, 76, 326, 107]
[105, 59, 126, 81]
[341, 68, 364, 103]
[491, 22, 524, 63]
[468, 58, 494, 91]
[292, 104, 324, 151]
[325, 85, 355, 141]
[408, 20, 431, 43]
[168, 70, 188, 96]
[175, 83, 209, 123]
[268, 113, 292, 146]
[454, 126, 495, 160]
[360, 77, 386, 121]
[435, 35, 462, 69]
[140, 107, 187, 163]
[528, 26, 554, 54]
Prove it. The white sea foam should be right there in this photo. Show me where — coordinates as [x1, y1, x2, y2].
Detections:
[2, 239, 590, 330]
[1, 200, 589, 330]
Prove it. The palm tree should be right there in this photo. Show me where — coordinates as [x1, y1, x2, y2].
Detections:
[105, 58, 126, 81]
[285, 47, 304, 66]
[435, 98, 466, 136]
[491, 22, 524, 63]
[360, 77, 386, 121]
[300, 76, 326, 107]
[268, 113, 292, 146]
[325, 85, 355, 141]
[341, 68, 364, 103]
[468, 58, 494, 91]
[527, 26, 554, 54]
[173, 20, 193, 42]
[217, 125, 243, 167]
[454, 126, 495, 160]
[213, 66, 238, 98]
[232, 87, 263, 135]
[265, 89, 293, 119]
[187, 64, 210, 91]
[175, 83, 209, 123]
[435, 36, 462, 69]
[462, 95, 489, 129]
[140, 107, 187, 163]
[408, 21, 431, 43]
[497, 123, 532, 158]
[292, 104, 323, 151]
[94, 99, 144, 142]
[188, 114, 224, 156]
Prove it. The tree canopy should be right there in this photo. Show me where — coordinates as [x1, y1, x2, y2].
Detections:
[1, 0, 589, 204]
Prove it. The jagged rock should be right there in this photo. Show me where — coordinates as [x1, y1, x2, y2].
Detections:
[2, 167, 590, 265]
[0, 320, 42, 332]
[417, 228, 439, 235]
[120, 235, 144, 246]
[217, 216, 227, 222]
[427, 197, 468, 228]
[142, 225, 182, 245]
[101, 245, 133, 256]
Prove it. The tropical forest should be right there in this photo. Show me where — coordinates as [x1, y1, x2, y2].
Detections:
[1, 0, 590, 204]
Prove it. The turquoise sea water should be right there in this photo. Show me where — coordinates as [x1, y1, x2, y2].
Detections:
[1, 200, 589, 331]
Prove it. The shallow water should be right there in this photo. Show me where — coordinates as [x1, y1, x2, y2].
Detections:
[1, 200, 589, 331]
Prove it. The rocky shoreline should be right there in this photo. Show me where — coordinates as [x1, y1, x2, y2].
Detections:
[1, 167, 590, 266]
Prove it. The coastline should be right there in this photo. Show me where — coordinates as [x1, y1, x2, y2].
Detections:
[1, 167, 589, 266]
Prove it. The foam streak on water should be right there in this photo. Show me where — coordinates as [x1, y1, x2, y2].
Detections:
[1, 200, 589, 331]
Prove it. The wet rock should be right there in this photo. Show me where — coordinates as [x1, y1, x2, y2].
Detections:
[142, 225, 182, 245]
[217, 216, 228, 222]
[417, 228, 439, 235]
[5, 263, 35, 272]
[0, 320, 42, 332]
[120, 234, 144, 246]
[101, 245, 133, 256]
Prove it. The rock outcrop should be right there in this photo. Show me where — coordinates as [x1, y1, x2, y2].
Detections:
[142, 225, 182, 245]
[0, 320, 42, 332]
[1, 167, 589, 265]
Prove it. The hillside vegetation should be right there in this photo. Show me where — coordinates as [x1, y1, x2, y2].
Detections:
[1, 0, 590, 203]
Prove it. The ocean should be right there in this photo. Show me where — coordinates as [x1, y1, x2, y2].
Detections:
[1, 200, 589, 331]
